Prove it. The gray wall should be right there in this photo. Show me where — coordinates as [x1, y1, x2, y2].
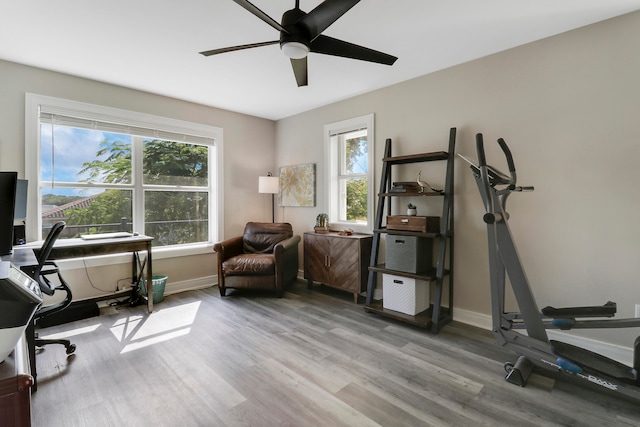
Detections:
[276, 11, 640, 349]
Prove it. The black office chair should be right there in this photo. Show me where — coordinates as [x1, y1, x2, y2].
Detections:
[23, 221, 76, 387]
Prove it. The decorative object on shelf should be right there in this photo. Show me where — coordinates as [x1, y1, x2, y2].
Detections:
[259, 172, 280, 223]
[390, 181, 420, 193]
[314, 213, 329, 233]
[416, 171, 443, 193]
[407, 203, 417, 216]
[279, 163, 316, 207]
[338, 228, 354, 236]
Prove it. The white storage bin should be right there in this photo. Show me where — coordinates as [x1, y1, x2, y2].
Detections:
[382, 274, 430, 315]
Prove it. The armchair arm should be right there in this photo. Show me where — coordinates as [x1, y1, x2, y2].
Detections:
[274, 235, 301, 256]
[213, 236, 243, 263]
[213, 236, 244, 295]
[273, 235, 301, 295]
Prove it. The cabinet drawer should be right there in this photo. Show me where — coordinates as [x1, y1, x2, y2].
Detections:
[386, 215, 439, 233]
[382, 274, 430, 315]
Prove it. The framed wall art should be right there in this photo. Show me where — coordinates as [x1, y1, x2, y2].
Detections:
[279, 163, 316, 207]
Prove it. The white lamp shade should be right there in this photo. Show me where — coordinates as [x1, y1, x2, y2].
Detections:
[259, 176, 280, 194]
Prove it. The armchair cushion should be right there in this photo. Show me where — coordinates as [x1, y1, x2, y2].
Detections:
[222, 253, 275, 276]
[243, 222, 293, 254]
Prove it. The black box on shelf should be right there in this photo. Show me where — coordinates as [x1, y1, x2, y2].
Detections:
[385, 234, 432, 274]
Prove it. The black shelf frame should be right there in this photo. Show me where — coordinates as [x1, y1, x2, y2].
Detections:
[364, 128, 456, 333]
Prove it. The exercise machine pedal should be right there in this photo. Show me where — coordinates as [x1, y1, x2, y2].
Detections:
[504, 356, 534, 386]
[542, 301, 617, 318]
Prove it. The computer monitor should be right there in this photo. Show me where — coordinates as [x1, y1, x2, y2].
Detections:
[0, 172, 17, 255]
[14, 179, 28, 221]
[12, 179, 28, 246]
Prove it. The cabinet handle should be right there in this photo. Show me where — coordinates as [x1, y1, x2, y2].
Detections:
[395, 239, 406, 244]
[401, 219, 409, 223]
[327, 256, 331, 267]
[393, 279, 403, 284]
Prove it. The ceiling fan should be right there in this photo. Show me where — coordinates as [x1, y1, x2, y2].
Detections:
[199, 0, 398, 87]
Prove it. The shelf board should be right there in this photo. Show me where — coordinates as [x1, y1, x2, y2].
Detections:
[364, 301, 451, 331]
[368, 264, 450, 281]
[383, 151, 448, 165]
[373, 227, 448, 238]
[379, 191, 444, 197]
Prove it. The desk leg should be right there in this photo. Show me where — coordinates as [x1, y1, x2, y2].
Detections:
[26, 320, 37, 391]
[146, 242, 153, 313]
[132, 252, 137, 290]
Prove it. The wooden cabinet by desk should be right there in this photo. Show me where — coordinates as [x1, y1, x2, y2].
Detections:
[0, 336, 33, 426]
[304, 232, 372, 303]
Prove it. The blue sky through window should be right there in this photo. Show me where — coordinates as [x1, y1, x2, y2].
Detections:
[40, 125, 131, 196]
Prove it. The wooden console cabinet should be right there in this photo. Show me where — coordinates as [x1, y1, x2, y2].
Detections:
[0, 336, 33, 426]
[304, 232, 372, 303]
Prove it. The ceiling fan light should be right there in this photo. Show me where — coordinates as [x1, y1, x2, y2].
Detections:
[281, 41, 309, 59]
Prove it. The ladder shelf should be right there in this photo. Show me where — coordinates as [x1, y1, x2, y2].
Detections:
[364, 127, 456, 333]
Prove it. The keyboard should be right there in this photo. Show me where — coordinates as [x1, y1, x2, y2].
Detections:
[80, 232, 133, 240]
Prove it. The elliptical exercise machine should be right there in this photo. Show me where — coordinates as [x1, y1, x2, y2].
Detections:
[464, 133, 640, 400]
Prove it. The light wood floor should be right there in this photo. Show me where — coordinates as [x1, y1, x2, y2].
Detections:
[32, 281, 640, 426]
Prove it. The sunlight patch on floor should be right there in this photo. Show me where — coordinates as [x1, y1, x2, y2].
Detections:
[108, 300, 201, 353]
[40, 323, 101, 339]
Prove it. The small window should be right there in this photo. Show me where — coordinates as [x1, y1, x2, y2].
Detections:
[324, 114, 374, 232]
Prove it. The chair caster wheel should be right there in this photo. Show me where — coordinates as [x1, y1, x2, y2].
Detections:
[66, 344, 76, 355]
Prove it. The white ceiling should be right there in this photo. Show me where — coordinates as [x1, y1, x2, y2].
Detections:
[3, 1, 640, 120]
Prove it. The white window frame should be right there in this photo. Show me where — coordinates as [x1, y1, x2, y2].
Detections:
[324, 114, 375, 233]
[24, 93, 224, 261]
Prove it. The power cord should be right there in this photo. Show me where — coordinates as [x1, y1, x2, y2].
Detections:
[81, 257, 145, 308]
[81, 257, 115, 293]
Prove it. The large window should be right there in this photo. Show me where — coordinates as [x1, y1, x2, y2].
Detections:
[25, 94, 222, 251]
[324, 114, 375, 232]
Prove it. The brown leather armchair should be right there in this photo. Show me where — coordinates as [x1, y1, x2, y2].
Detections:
[213, 222, 300, 297]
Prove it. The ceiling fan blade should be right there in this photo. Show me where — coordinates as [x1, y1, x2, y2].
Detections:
[298, 0, 361, 41]
[290, 57, 308, 87]
[199, 40, 279, 56]
[232, 0, 287, 33]
[310, 35, 397, 65]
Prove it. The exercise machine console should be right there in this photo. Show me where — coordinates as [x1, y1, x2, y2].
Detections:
[465, 133, 640, 400]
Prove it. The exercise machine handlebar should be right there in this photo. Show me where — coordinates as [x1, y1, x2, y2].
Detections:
[475, 133, 534, 223]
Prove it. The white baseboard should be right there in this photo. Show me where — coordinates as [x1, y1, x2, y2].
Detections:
[453, 307, 634, 366]
[452, 307, 493, 330]
[164, 275, 215, 296]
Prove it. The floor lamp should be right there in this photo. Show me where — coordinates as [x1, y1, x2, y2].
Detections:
[259, 172, 279, 223]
